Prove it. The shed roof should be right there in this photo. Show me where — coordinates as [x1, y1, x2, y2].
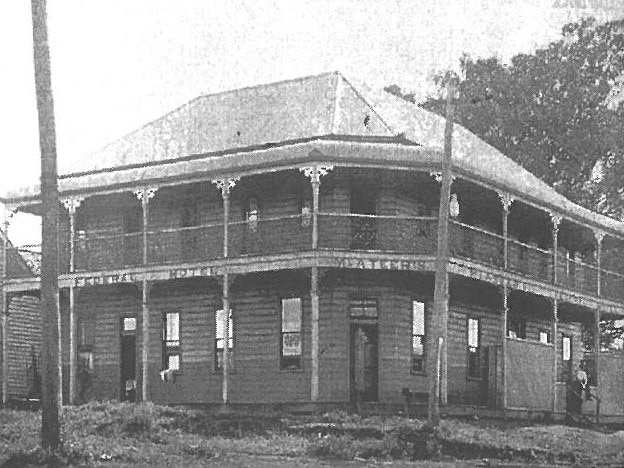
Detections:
[5, 71, 623, 235]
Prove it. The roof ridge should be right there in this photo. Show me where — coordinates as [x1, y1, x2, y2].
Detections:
[337, 75, 396, 135]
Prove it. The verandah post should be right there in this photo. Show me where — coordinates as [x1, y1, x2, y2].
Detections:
[300, 165, 332, 403]
[134, 188, 157, 401]
[213, 177, 238, 406]
[551, 214, 561, 415]
[498, 194, 513, 412]
[63, 197, 82, 405]
[501, 281, 508, 410]
[594, 230, 604, 297]
[1, 207, 14, 405]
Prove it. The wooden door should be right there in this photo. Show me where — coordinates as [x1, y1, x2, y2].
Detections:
[350, 323, 379, 403]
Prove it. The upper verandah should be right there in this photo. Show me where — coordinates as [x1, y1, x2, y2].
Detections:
[2, 71, 623, 237]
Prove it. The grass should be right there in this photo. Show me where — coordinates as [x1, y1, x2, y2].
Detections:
[2, 403, 624, 466]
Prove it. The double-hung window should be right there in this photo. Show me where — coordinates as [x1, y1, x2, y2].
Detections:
[280, 298, 302, 370]
[215, 309, 233, 371]
[163, 312, 180, 371]
[412, 301, 426, 373]
[467, 317, 481, 379]
[539, 329, 551, 344]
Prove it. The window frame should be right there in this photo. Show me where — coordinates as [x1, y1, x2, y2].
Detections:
[562, 334, 572, 363]
[279, 297, 303, 371]
[467, 316, 482, 380]
[411, 300, 426, 374]
[507, 316, 526, 340]
[162, 312, 181, 372]
[539, 329, 551, 344]
[214, 309, 234, 372]
[245, 196, 259, 232]
[349, 297, 379, 319]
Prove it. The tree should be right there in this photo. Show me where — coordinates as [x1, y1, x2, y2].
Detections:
[388, 17, 624, 348]
[388, 17, 624, 217]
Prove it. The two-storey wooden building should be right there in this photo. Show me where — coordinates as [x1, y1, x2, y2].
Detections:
[2, 72, 624, 418]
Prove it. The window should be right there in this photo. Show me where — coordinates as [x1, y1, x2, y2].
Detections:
[215, 309, 233, 371]
[562, 335, 571, 362]
[412, 301, 426, 373]
[507, 317, 526, 339]
[245, 197, 258, 231]
[301, 200, 312, 227]
[349, 298, 378, 319]
[78, 316, 96, 371]
[163, 312, 180, 371]
[467, 317, 481, 379]
[280, 298, 302, 370]
[539, 329, 551, 344]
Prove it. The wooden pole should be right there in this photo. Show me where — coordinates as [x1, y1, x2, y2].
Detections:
[31, 0, 61, 449]
[428, 79, 456, 425]
[595, 231, 604, 297]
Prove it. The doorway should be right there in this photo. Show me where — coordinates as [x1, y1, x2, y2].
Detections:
[120, 316, 137, 402]
[350, 323, 379, 403]
[350, 185, 377, 250]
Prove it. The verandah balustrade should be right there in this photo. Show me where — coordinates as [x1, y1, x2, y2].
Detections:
[6, 213, 624, 302]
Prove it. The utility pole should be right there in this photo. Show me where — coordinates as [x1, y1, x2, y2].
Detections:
[31, 0, 61, 450]
[428, 77, 457, 426]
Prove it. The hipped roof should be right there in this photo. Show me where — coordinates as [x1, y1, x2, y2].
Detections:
[4, 71, 623, 235]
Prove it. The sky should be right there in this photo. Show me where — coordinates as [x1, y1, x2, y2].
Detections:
[0, 0, 623, 245]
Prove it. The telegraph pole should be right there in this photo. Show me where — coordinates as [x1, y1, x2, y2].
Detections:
[31, 0, 61, 450]
[428, 77, 457, 426]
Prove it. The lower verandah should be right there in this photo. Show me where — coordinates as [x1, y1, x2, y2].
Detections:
[37, 269, 607, 412]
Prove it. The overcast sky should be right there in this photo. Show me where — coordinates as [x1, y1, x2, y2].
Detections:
[0, 0, 622, 245]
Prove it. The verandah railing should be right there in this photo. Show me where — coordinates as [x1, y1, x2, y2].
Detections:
[5, 213, 624, 303]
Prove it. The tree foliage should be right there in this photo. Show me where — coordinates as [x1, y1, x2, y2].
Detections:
[389, 17, 624, 217]
[388, 17, 624, 349]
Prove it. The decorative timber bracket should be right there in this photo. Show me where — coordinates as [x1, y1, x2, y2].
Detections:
[430, 171, 455, 184]
[299, 165, 334, 184]
[62, 197, 84, 215]
[212, 177, 240, 197]
[498, 192, 515, 212]
[133, 187, 159, 202]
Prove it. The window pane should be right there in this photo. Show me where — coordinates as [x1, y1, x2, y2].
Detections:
[562, 336, 571, 361]
[349, 298, 378, 318]
[166, 313, 179, 341]
[468, 318, 479, 348]
[413, 301, 425, 335]
[412, 336, 424, 356]
[539, 331, 550, 344]
[282, 333, 301, 356]
[123, 317, 137, 332]
[215, 309, 233, 340]
[282, 298, 302, 332]
[168, 354, 180, 371]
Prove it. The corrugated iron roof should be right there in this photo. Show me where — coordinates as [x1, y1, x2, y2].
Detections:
[5, 71, 624, 235]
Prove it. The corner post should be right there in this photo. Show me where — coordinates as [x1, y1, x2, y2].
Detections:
[593, 230, 604, 297]
[62, 197, 83, 405]
[300, 165, 333, 250]
[133, 188, 158, 401]
[300, 166, 332, 402]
